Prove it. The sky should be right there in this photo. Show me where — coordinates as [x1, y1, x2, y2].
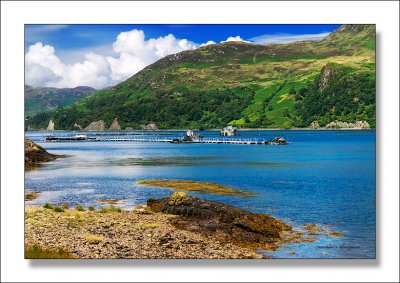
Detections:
[25, 24, 341, 89]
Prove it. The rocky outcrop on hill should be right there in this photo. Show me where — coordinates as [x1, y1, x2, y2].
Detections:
[25, 137, 57, 165]
[318, 66, 332, 92]
[108, 118, 121, 130]
[325, 120, 370, 129]
[141, 123, 158, 130]
[46, 120, 55, 131]
[310, 120, 320, 129]
[84, 120, 105, 131]
[147, 192, 291, 249]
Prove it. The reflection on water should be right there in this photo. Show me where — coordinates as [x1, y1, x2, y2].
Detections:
[24, 130, 375, 259]
[33, 155, 296, 169]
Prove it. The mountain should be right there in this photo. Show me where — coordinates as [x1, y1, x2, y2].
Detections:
[25, 85, 96, 118]
[26, 24, 375, 130]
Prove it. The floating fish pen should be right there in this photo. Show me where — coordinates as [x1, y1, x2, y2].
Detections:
[44, 135, 289, 145]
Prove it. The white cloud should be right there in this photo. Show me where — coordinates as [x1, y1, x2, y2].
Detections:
[220, 36, 251, 43]
[199, 40, 216, 47]
[25, 29, 197, 88]
[25, 43, 65, 86]
[25, 43, 112, 89]
[250, 32, 330, 44]
[107, 30, 197, 82]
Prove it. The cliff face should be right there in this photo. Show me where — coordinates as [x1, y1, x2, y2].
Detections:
[25, 137, 57, 165]
[46, 120, 55, 131]
[108, 118, 121, 130]
[325, 120, 370, 129]
[84, 120, 106, 131]
[318, 66, 332, 92]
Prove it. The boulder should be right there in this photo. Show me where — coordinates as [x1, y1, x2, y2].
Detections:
[25, 137, 57, 165]
[108, 118, 121, 130]
[84, 120, 105, 131]
[310, 120, 320, 129]
[141, 123, 158, 130]
[147, 192, 290, 248]
[46, 120, 55, 131]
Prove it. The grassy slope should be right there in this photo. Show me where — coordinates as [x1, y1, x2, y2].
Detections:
[26, 25, 375, 130]
[25, 85, 96, 118]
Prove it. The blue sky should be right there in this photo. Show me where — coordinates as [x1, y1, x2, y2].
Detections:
[25, 24, 341, 88]
[25, 24, 340, 55]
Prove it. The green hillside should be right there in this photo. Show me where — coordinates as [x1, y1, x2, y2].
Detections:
[25, 85, 96, 118]
[26, 24, 375, 130]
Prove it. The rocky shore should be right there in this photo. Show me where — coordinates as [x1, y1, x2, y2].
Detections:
[25, 192, 344, 259]
[24, 137, 59, 165]
[25, 192, 294, 259]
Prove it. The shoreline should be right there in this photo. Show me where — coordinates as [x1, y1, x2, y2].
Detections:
[24, 193, 289, 259]
[24, 203, 268, 259]
[25, 192, 343, 259]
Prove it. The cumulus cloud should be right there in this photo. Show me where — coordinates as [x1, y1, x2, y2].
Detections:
[25, 43, 65, 87]
[220, 36, 250, 43]
[199, 40, 216, 47]
[25, 29, 197, 88]
[107, 30, 197, 82]
[250, 32, 330, 44]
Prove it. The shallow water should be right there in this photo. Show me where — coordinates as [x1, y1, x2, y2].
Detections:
[25, 130, 375, 259]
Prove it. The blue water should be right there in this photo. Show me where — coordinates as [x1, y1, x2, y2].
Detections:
[25, 130, 376, 259]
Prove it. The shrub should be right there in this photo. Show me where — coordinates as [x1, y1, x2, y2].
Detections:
[53, 206, 64, 213]
[88, 206, 95, 211]
[43, 203, 54, 210]
[75, 205, 85, 211]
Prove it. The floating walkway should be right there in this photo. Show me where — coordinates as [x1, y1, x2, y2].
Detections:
[44, 135, 288, 145]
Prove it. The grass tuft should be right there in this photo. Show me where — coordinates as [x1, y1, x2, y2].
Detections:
[43, 203, 54, 210]
[75, 205, 85, 211]
[53, 206, 65, 213]
[98, 205, 124, 213]
[25, 244, 75, 259]
[85, 235, 104, 243]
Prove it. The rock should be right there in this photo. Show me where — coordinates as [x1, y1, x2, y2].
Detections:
[147, 192, 291, 248]
[108, 118, 121, 131]
[74, 123, 83, 131]
[46, 120, 55, 131]
[318, 66, 332, 92]
[140, 123, 158, 130]
[24, 137, 58, 165]
[310, 120, 320, 129]
[84, 120, 105, 131]
[125, 127, 133, 130]
[325, 120, 370, 129]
